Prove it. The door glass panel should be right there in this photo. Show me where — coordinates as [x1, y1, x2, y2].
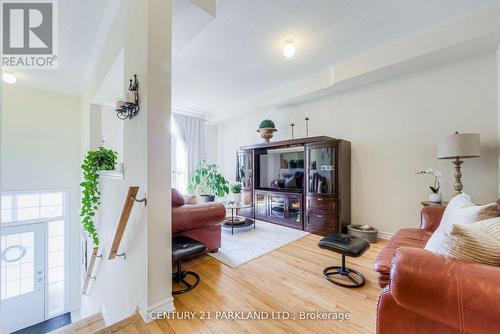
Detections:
[48, 220, 65, 315]
[1, 232, 35, 300]
[269, 196, 285, 219]
[1, 196, 14, 223]
[308, 147, 336, 195]
[255, 193, 267, 216]
[288, 196, 301, 223]
[237, 151, 253, 189]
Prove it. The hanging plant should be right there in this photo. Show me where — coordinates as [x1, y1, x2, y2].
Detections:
[80, 147, 118, 245]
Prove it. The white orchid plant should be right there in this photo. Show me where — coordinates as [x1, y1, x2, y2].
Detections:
[416, 168, 443, 194]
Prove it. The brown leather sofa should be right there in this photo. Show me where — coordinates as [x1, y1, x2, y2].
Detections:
[373, 206, 445, 288]
[172, 189, 226, 252]
[375, 205, 500, 333]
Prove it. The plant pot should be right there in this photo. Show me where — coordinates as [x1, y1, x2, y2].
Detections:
[429, 193, 442, 203]
[199, 194, 215, 202]
[231, 193, 241, 203]
[257, 127, 277, 143]
[347, 225, 378, 243]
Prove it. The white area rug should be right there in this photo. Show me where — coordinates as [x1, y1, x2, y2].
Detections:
[208, 220, 309, 268]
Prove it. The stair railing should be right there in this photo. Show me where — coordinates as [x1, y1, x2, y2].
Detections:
[108, 186, 147, 260]
[82, 246, 101, 295]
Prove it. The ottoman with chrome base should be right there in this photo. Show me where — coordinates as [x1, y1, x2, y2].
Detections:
[172, 236, 207, 295]
[318, 233, 370, 288]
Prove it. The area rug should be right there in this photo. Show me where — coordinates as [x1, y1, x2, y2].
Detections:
[208, 220, 309, 268]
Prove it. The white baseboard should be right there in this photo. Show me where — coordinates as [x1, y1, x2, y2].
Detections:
[142, 296, 176, 324]
[378, 231, 395, 240]
[100, 305, 111, 326]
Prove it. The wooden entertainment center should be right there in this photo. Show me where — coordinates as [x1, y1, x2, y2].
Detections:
[236, 136, 351, 235]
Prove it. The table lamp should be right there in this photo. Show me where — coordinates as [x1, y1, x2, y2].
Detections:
[436, 131, 480, 195]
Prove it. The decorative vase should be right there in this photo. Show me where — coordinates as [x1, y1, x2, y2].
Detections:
[429, 192, 442, 203]
[257, 127, 277, 143]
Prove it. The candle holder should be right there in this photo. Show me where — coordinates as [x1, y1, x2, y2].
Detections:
[290, 122, 295, 139]
[305, 116, 310, 137]
[116, 74, 140, 120]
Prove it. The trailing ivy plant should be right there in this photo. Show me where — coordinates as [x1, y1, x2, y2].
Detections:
[80, 147, 118, 246]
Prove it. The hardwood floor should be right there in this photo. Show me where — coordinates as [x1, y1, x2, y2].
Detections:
[116, 234, 386, 334]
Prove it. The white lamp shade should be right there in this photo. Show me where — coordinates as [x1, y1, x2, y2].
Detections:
[436, 133, 480, 159]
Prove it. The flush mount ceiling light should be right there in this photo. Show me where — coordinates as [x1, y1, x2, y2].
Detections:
[283, 40, 296, 58]
[2, 72, 17, 84]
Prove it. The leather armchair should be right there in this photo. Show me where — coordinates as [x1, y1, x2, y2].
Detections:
[172, 189, 225, 252]
[377, 247, 500, 334]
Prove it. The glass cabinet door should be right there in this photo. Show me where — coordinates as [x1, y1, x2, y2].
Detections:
[269, 195, 286, 220]
[255, 192, 267, 217]
[237, 150, 253, 189]
[287, 195, 301, 224]
[307, 145, 336, 195]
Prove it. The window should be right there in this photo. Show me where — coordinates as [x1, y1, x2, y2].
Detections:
[1, 192, 64, 224]
[171, 117, 188, 193]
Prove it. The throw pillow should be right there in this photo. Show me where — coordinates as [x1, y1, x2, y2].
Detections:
[436, 217, 500, 266]
[425, 194, 498, 252]
[182, 194, 197, 205]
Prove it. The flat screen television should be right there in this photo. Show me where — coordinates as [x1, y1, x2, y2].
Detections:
[259, 147, 304, 191]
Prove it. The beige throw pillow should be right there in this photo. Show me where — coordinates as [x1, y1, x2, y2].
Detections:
[437, 217, 500, 266]
[425, 194, 498, 252]
[182, 194, 197, 205]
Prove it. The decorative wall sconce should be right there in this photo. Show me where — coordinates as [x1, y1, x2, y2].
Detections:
[116, 74, 140, 120]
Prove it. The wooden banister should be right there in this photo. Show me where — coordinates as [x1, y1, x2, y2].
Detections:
[108, 186, 146, 260]
[82, 246, 100, 295]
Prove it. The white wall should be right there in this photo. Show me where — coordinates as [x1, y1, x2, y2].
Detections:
[1, 86, 82, 312]
[497, 45, 500, 197]
[101, 105, 124, 165]
[80, 0, 172, 324]
[218, 53, 498, 234]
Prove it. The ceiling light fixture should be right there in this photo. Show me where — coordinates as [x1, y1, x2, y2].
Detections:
[283, 40, 296, 58]
[2, 73, 17, 84]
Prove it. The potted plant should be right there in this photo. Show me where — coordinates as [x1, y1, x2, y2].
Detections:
[257, 119, 277, 143]
[188, 160, 230, 202]
[347, 224, 378, 243]
[416, 168, 443, 203]
[229, 181, 242, 203]
[80, 146, 118, 246]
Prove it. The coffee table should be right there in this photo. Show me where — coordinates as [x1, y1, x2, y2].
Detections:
[222, 202, 255, 235]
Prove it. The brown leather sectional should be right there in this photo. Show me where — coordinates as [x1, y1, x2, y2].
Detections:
[373, 206, 445, 288]
[375, 205, 500, 333]
[171, 189, 226, 252]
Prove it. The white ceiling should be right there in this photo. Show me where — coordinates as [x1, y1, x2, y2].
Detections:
[5, 0, 120, 96]
[172, 0, 500, 117]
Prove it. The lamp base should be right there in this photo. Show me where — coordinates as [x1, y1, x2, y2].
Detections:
[452, 157, 463, 195]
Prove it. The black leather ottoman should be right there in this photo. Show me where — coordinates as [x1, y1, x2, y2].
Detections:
[172, 236, 207, 295]
[318, 233, 370, 288]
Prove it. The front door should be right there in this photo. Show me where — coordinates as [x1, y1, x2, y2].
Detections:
[1, 223, 45, 333]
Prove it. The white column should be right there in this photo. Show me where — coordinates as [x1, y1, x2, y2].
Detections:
[146, 0, 174, 318]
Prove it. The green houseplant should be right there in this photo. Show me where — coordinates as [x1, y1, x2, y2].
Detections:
[229, 181, 242, 203]
[80, 147, 118, 245]
[257, 119, 277, 143]
[188, 160, 229, 202]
